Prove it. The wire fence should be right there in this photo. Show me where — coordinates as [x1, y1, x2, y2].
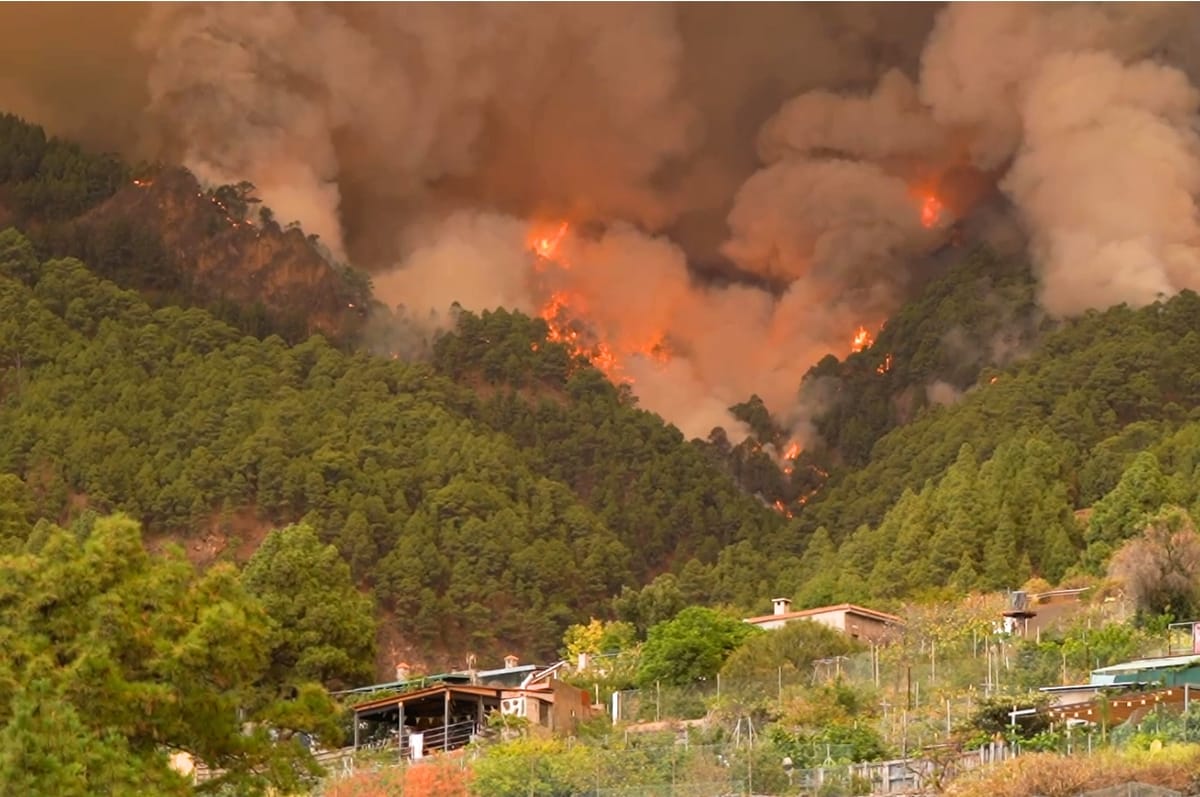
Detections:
[313, 703, 1200, 796]
[312, 735, 1018, 796]
[609, 653, 1007, 755]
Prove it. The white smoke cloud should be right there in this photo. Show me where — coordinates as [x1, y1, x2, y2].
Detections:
[373, 217, 847, 442]
[919, 3, 1200, 318]
[925, 380, 962, 407]
[1003, 52, 1200, 316]
[371, 211, 536, 321]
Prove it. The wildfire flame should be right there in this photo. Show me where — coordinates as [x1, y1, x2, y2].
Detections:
[876, 353, 893, 375]
[533, 221, 569, 262]
[919, 192, 944, 229]
[528, 220, 669, 384]
[782, 440, 801, 476]
[851, 325, 873, 352]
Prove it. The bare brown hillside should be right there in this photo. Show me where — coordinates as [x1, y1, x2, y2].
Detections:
[77, 167, 368, 341]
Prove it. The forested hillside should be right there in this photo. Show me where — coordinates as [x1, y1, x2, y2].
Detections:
[786, 289, 1200, 605]
[709, 244, 1046, 514]
[3, 108, 1200, 672]
[0, 229, 781, 663]
[0, 113, 369, 347]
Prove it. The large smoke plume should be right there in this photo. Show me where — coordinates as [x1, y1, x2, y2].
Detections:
[3, 3, 1200, 442]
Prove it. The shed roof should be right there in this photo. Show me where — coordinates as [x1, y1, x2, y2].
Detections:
[351, 683, 505, 716]
[744, 602, 904, 626]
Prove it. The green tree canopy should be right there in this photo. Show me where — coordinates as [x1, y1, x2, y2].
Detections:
[0, 514, 340, 795]
[636, 606, 760, 688]
[720, 619, 862, 681]
[241, 523, 378, 690]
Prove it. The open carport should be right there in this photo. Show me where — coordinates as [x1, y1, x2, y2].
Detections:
[350, 683, 504, 757]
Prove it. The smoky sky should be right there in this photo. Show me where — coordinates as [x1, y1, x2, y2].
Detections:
[0, 3, 939, 265]
[4, 3, 1200, 442]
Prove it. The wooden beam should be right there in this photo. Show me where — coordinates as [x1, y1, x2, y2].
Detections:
[443, 690, 450, 751]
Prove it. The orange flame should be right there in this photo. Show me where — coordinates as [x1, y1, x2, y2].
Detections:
[781, 440, 801, 476]
[920, 193, 944, 229]
[851, 325, 873, 352]
[876, 353, 893, 375]
[532, 221, 570, 262]
[528, 220, 670, 384]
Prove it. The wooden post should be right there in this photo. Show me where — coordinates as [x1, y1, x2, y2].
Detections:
[353, 708, 360, 750]
[443, 690, 451, 750]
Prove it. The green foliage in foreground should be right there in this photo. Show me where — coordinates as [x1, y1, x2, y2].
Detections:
[0, 514, 340, 796]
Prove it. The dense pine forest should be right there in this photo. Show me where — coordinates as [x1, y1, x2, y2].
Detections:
[3, 110, 1200, 662]
[4, 100, 1200, 794]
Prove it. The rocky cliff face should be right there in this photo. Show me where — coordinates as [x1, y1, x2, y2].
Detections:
[80, 167, 369, 341]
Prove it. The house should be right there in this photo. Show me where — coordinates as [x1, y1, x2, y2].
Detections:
[347, 657, 596, 759]
[743, 599, 903, 644]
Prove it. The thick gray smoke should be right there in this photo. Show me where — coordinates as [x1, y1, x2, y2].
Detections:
[918, 3, 1200, 318]
[2, 3, 1199, 443]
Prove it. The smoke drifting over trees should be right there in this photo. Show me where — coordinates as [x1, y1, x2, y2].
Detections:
[3, 2, 1200, 440]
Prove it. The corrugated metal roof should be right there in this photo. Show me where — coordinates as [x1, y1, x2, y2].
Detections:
[351, 683, 506, 714]
[1092, 654, 1200, 674]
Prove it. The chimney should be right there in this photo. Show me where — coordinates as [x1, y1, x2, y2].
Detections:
[466, 654, 478, 685]
[395, 662, 411, 682]
[577, 652, 590, 672]
[772, 598, 792, 616]
[504, 654, 519, 669]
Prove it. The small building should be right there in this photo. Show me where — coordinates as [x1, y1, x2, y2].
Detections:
[348, 663, 596, 759]
[1000, 587, 1092, 638]
[1038, 682, 1148, 710]
[1046, 685, 1198, 728]
[743, 599, 903, 643]
[351, 683, 502, 758]
[1037, 654, 1200, 729]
